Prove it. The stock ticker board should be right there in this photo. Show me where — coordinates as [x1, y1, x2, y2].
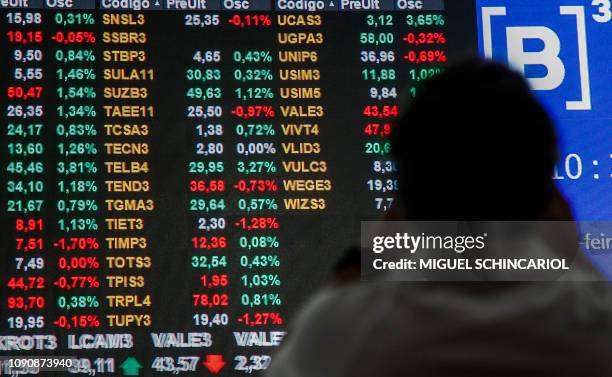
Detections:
[0, 0, 610, 375]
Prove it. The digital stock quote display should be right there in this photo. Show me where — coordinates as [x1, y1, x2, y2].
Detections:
[1, 0, 609, 375]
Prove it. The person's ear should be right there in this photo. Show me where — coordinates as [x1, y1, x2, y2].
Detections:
[543, 186, 574, 221]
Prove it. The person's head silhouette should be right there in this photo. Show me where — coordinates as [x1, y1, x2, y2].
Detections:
[392, 59, 562, 220]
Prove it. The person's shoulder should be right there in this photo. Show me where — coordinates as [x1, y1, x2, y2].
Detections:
[265, 282, 404, 377]
[292, 281, 400, 332]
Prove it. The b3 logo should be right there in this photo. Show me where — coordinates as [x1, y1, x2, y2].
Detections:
[479, 1, 611, 111]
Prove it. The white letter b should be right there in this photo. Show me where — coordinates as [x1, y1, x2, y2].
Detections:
[506, 26, 566, 90]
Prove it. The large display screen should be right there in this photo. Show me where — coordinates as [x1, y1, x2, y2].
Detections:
[477, 0, 612, 275]
[0, 0, 609, 375]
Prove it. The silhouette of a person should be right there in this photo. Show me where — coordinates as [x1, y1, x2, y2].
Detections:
[266, 60, 612, 377]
